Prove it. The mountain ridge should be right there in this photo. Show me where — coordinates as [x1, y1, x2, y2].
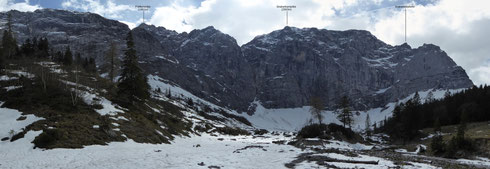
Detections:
[0, 9, 473, 112]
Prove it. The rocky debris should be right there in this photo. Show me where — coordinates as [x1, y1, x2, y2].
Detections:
[366, 148, 484, 168]
[272, 140, 287, 145]
[233, 145, 267, 153]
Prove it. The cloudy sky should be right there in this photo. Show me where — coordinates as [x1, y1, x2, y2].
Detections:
[1, 0, 490, 85]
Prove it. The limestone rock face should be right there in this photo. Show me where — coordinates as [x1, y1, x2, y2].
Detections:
[241, 27, 472, 110]
[1, 9, 129, 63]
[1, 10, 473, 112]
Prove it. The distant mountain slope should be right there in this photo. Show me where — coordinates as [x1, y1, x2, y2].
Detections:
[133, 24, 473, 111]
[1, 9, 473, 113]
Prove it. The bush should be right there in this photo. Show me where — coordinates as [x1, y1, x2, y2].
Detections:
[297, 123, 361, 142]
[10, 131, 25, 142]
[215, 126, 250, 136]
[430, 135, 445, 155]
[297, 124, 328, 138]
[32, 129, 62, 149]
[254, 129, 268, 135]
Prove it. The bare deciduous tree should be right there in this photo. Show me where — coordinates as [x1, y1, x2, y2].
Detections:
[309, 96, 325, 124]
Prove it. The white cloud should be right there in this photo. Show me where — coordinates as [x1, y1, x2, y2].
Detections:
[0, 0, 41, 12]
[470, 63, 490, 86]
[119, 20, 137, 29]
[62, 0, 135, 19]
[149, 0, 363, 44]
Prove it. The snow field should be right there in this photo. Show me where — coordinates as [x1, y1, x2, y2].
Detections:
[245, 88, 466, 132]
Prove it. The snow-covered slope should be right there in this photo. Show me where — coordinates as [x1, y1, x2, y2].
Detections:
[244, 89, 465, 132]
[147, 73, 466, 133]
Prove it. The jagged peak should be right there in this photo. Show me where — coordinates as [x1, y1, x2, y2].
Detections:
[135, 23, 158, 30]
[396, 42, 412, 49]
[419, 43, 441, 50]
[193, 26, 223, 35]
[133, 23, 180, 36]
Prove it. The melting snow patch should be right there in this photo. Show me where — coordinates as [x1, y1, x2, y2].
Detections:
[4, 85, 22, 91]
[404, 162, 442, 169]
[375, 87, 391, 94]
[0, 75, 18, 81]
[0, 102, 44, 140]
[6, 70, 35, 78]
[155, 55, 179, 64]
[457, 158, 490, 167]
[83, 93, 124, 116]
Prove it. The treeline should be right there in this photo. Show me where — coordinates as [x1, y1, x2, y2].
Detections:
[379, 85, 490, 141]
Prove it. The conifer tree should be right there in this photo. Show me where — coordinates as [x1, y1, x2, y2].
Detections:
[365, 114, 371, 136]
[456, 111, 468, 144]
[117, 31, 150, 104]
[37, 37, 49, 58]
[0, 47, 3, 69]
[75, 53, 82, 65]
[412, 91, 421, 106]
[426, 91, 435, 103]
[444, 89, 451, 99]
[63, 46, 73, 65]
[431, 118, 444, 155]
[87, 57, 96, 73]
[166, 88, 172, 98]
[337, 96, 353, 128]
[2, 12, 17, 59]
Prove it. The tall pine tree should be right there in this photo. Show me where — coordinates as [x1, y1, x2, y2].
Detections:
[337, 96, 353, 128]
[117, 31, 150, 104]
[63, 46, 73, 65]
[365, 114, 371, 135]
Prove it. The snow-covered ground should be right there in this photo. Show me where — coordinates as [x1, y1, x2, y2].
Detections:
[0, 129, 302, 169]
[0, 73, 477, 169]
[0, 102, 437, 169]
[0, 126, 443, 169]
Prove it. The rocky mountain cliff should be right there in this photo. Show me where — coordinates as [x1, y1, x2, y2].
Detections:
[0, 9, 473, 112]
[242, 27, 473, 109]
[0, 9, 129, 63]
